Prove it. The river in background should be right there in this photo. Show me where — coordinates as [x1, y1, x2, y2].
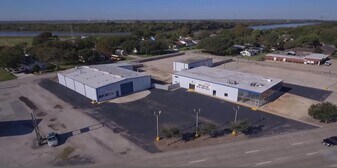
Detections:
[0, 31, 131, 37]
[249, 22, 319, 30]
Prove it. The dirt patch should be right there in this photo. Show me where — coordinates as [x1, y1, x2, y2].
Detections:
[119, 148, 130, 155]
[58, 146, 75, 161]
[36, 111, 47, 117]
[94, 137, 114, 152]
[54, 104, 63, 109]
[261, 93, 322, 126]
[49, 118, 57, 122]
[48, 122, 67, 131]
[19, 96, 37, 110]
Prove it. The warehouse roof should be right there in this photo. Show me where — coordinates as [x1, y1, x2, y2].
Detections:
[175, 57, 212, 64]
[59, 63, 149, 89]
[174, 66, 283, 93]
[304, 53, 329, 60]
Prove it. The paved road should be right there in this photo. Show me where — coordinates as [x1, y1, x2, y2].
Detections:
[121, 125, 337, 167]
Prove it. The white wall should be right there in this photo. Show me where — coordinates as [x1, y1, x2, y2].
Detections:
[57, 73, 66, 86]
[96, 76, 152, 102]
[173, 62, 188, 72]
[74, 80, 85, 96]
[174, 59, 213, 72]
[172, 74, 238, 102]
[65, 76, 75, 90]
[85, 85, 97, 101]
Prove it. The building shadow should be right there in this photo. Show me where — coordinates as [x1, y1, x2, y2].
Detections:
[0, 119, 42, 137]
[57, 123, 104, 145]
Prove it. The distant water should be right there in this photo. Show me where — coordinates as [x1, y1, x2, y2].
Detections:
[0, 31, 131, 37]
[249, 22, 318, 30]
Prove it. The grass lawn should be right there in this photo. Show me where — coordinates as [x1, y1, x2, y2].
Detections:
[0, 68, 17, 82]
[0, 37, 33, 46]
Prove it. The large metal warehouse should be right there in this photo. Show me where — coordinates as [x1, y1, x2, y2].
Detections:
[173, 57, 212, 72]
[172, 66, 283, 107]
[57, 63, 151, 103]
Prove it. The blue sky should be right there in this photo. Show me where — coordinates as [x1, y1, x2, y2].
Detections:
[1, 0, 336, 21]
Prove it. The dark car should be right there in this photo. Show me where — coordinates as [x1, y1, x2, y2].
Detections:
[322, 136, 337, 146]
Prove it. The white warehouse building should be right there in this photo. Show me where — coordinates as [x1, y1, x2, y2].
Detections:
[57, 63, 151, 103]
[172, 66, 283, 107]
[173, 57, 212, 72]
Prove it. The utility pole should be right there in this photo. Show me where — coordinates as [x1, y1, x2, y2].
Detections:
[154, 111, 162, 141]
[232, 106, 240, 136]
[233, 106, 240, 123]
[193, 108, 201, 137]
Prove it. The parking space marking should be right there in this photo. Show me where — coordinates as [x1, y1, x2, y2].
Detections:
[189, 159, 206, 164]
[292, 142, 304, 146]
[306, 152, 318, 156]
[245, 150, 260, 154]
[256, 161, 272, 166]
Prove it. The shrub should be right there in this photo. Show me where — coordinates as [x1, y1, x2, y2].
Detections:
[32, 64, 41, 73]
[200, 122, 217, 136]
[160, 127, 181, 139]
[308, 102, 337, 123]
[231, 120, 250, 133]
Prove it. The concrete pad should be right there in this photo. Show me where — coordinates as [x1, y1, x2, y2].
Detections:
[108, 90, 151, 104]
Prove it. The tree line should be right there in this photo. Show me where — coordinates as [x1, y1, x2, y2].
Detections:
[198, 22, 337, 56]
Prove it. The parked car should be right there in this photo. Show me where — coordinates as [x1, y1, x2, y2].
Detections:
[47, 132, 59, 147]
[325, 61, 332, 66]
[322, 136, 337, 146]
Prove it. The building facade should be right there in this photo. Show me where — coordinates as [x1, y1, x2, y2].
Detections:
[173, 57, 213, 72]
[58, 63, 151, 102]
[266, 53, 329, 65]
[172, 66, 283, 107]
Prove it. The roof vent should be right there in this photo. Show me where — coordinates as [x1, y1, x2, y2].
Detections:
[227, 80, 238, 85]
[251, 82, 264, 87]
[262, 77, 272, 82]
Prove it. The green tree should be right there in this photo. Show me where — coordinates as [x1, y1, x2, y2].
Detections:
[0, 45, 24, 68]
[308, 102, 337, 123]
[32, 64, 41, 73]
[32, 32, 53, 45]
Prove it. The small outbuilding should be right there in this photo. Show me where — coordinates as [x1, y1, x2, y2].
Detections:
[173, 57, 213, 72]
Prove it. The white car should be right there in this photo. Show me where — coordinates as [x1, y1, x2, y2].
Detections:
[325, 61, 332, 66]
[47, 132, 59, 147]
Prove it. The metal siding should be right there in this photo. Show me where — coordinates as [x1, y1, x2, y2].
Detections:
[74, 80, 86, 96]
[85, 85, 97, 101]
[65, 76, 75, 90]
[174, 62, 187, 72]
[57, 73, 66, 86]
[173, 74, 239, 102]
[132, 76, 152, 92]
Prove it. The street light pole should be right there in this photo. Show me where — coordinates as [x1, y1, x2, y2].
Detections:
[193, 108, 201, 137]
[154, 110, 162, 141]
[232, 106, 240, 136]
[233, 106, 240, 124]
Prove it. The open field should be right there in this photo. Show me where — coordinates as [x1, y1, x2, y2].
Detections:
[0, 68, 17, 81]
[0, 37, 33, 46]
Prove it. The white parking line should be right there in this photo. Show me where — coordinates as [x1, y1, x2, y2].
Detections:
[292, 142, 304, 146]
[245, 150, 260, 154]
[189, 159, 206, 164]
[256, 161, 272, 166]
[306, 152, 318, 156]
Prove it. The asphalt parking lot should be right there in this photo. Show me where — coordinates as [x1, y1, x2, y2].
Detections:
[39, 79, 318, 153]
